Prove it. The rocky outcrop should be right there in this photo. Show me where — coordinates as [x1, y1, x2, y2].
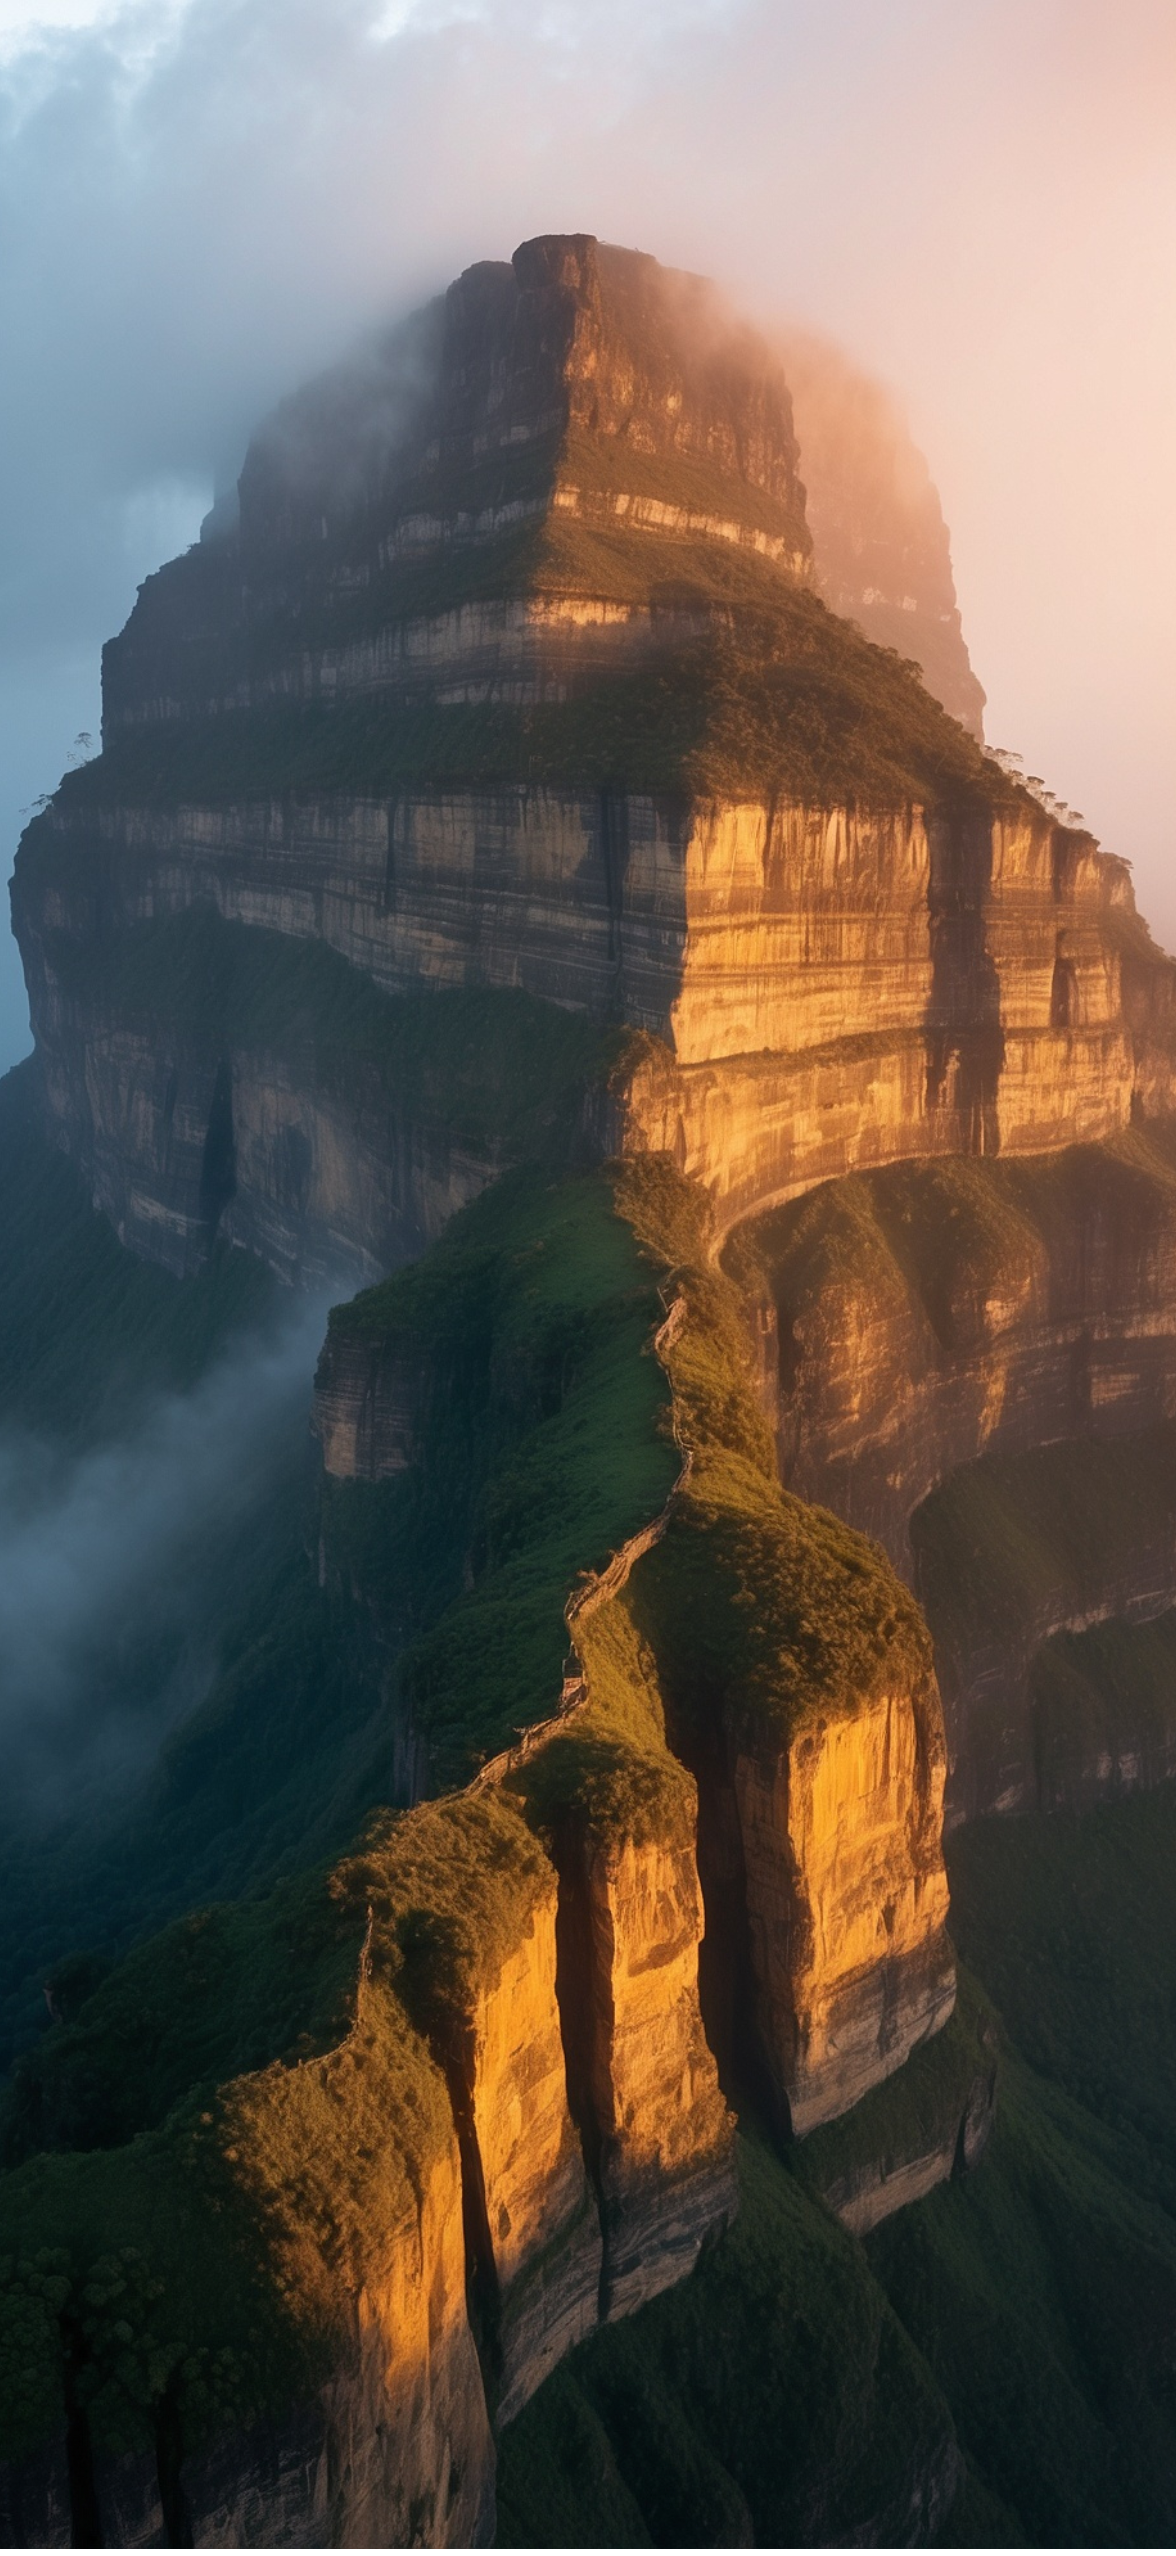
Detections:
[732, 1683, 954, 2135]
[314, 1203, 956, 2155]
[18, 781, 1175, 1288]
[797, 1984, 997, 2236]
[102, 234, 810, 739]
[17, 235, 1174, 1295]
[556, 1825, 736, 2322]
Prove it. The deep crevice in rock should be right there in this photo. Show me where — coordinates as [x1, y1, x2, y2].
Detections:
[61, 2318, 102, 2551]
[549, 1825, 612, 2320]
[198, 1055, 237, 1245]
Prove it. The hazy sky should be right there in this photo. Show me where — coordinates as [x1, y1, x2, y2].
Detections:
[2, 0, 1174, 1065]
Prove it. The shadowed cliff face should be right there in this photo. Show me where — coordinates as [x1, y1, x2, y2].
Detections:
[779, 327, 987, 739]
[98, 234, 811, 743]
[16, 786, 1174, 1292]
[729, 1129, 1176, 1816]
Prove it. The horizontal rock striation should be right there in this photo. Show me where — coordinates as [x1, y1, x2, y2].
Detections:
[18, 778, 1175, 1286]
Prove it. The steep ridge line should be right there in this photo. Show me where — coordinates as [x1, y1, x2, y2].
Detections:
[470, 1286, 693, 1794]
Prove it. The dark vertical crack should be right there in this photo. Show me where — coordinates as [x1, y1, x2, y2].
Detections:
[1051, 932, 1079, 1028]
[441, 2038, 502, 2399]
[598, 789, 631, 990]
[548, 1826, 612, 2320]
[155, 2372, 192, 2548]
[198, 1056, 237, 1245]
[665, 1706, 788, 2137]
[61, 2317, 103, 2550]
[924, 809, 1004, 1154]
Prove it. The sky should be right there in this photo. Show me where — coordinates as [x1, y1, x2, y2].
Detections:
[1, 0, 1174, 1066]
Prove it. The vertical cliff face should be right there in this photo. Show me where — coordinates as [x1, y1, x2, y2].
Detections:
[16, 236, 1175, 1299]
[547, 1820, 735, 2323]
[731, 1129, 1176, 1570]
[726, 1133, 1176, 1816]
[19, 780, 1173, 1290]
[780, 326, 987, 737]
[732, 1683, 953, 2135]
[316, 2140, 494, 2551]
[456, 1878, 602, 2424]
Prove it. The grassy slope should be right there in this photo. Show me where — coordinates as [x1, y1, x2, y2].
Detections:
[40, 500, 1014, 824]
[0, 1151, 935, 2500]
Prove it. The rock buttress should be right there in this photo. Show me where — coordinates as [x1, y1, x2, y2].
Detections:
[617, 1159, 957, 2141]
[731, 1675, 954, 2135]
[340, 1797, 602, 2427]
[515, 1709, 736, 2326]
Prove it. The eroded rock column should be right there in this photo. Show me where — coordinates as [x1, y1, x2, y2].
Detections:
[732, 1676, 954, 2135]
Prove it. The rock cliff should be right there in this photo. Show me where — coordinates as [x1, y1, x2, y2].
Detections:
[6, 227, 1176, 2551]
[20, 236, 1170, 1296]
[779, 326, 987, 736]
[729, 1130, 1176, 1813]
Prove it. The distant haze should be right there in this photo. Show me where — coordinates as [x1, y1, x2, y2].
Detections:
[1, 0, 1174, 1068]
[0, 1291, 328, 1813]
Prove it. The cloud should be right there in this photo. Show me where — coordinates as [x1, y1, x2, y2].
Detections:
[0, 1289, 328, 1813]
[1, 0, 1174, 1076]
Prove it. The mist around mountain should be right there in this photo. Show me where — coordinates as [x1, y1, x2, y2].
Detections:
[3, 235, 1176, 2549]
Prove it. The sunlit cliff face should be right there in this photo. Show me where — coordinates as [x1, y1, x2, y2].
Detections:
[5, 211, 1176, 2550]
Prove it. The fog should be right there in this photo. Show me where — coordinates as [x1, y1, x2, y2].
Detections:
[0, 1289, 329, 1814]
[1, 0, 1174, 1068]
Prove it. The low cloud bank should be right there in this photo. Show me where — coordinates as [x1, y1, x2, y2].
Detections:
[0, 1290, 330, 1813]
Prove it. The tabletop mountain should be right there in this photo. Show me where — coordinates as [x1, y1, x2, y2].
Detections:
[4, 236, 1176, 2549]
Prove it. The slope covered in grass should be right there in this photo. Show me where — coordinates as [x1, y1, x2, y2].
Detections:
[49, 581, 1009, 819]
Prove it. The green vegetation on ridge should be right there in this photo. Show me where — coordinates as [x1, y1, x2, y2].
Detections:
[52, 576, 1011, 820]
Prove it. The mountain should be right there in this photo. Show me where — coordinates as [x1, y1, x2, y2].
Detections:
[779, 325, 987, 737]
[3, 234, 1176, 2548]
